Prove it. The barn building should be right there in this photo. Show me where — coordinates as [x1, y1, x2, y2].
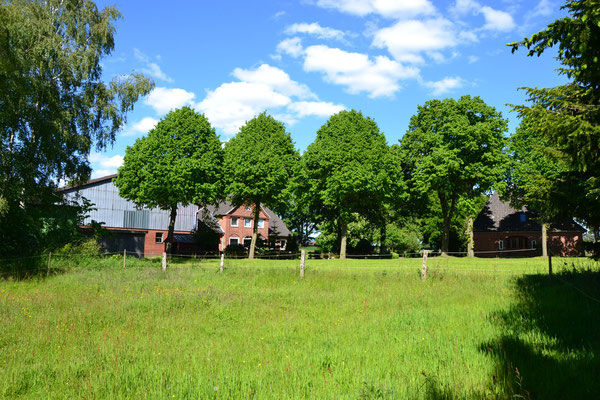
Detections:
[60, 174, 291, 256]
[473, 192, 585, 257]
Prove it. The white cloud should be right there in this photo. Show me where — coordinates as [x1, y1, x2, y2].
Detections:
[232, 64, 316, 99]
[89, 153, 124, 177]
[287, 101, 346, 118]
[196, 81, 292, 135]
[303, 45, 420, 98]
[423, 76, 464, 95]
[276, 37, 304, 58]
[144, 87, 196, 115]
[134, 48, 173, 83]
[196, 64, 344, 134]
[122, 117, 159, 137]
[531, 0, 554, 17]
[314, 0, 436, 18]
[372, 18, 458, 64]
[480, 6, 515, 32]
[468, 55, 479, 63]
[91, 169, 117, 179]
[285, 22, 346, 41]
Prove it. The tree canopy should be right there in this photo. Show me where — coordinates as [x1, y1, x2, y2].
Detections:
[399, 95, 508, 255]
[223, 112, 298, 259]
[0, 0, 152, 256]
[509, 0, 600, 214]
[115, 107, 223, 254]
[302, 110, 394, 259]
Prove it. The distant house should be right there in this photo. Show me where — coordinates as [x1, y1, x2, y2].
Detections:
[201, 202, 291, 252]
[60, 174, 291, 256]
[473, 192, 585, 257]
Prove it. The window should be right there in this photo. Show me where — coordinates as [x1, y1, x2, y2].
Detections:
[520, 212, 527, 222]
[498, 240, 504, 250]
[243, 237, 252, 248]
[245, 206, 252, 211]
[230, 217, 239, 227]
[155, 232, 163, 244]
[244, 218, 252, 228]
[258, 218, 265, 229]
[531, 239, 537, 249]
[229, 237, 239, 246]
[280, 239, 286, 249]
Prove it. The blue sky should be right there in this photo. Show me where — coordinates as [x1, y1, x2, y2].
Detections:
[90, 0, 568, 178]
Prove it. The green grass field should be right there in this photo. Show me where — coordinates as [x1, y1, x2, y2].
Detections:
[1, 256, 599, 399]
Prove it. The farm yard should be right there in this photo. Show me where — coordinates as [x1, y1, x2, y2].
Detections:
[1, 257, 599, 399]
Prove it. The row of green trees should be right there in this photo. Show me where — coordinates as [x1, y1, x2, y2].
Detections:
[114, 95, 509, 259]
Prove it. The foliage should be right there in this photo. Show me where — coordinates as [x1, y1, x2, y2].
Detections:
[398, 95, 508, 254]
[223, 112, 298, 258]
[55, 238, 101, 257]
[0, 0, 153, 257]
[303, 110, 395, 258]
[191, 221, 221, 252]
[508, 0, 600, 232]
[224, 243, 247, 256]
[115, 107, 223, 253]
[384, 219, 422, 254]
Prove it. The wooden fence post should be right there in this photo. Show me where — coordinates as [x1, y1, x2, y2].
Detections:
[300, 249, 306, 278]
[123, 249, 126, 269]
[548, 249, 553, 280]
[162, 252, 167, 272]
[220, 253, 224, 273]
[421, 250, 428, 281]
[47, 252, 52, 277]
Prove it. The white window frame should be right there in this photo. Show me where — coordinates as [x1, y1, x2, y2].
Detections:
[155, 232, 163, 244]
[229, 237, 239, 246]
[258, 218, 265, 229]
[230, 217, 239, 227]
[245, 206, 252, 211]
[498, 240, 504, 251]
[531, 239, 537, 249]
[280, 239, 286, 249]
[244, 218, 252, 228]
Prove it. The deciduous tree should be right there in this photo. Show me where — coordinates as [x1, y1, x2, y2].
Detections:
[115, 107, 223, 255]
[399, 96, 508, 256]
[302, 110, 393, 259]
[223, 112, 298, 259]
[0, 0, 153, 256]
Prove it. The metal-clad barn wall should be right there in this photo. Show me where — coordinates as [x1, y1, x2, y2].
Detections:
[62, 179, 199, 231]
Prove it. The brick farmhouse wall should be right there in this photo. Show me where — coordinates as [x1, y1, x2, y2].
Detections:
[474, 231, 583, 257]
[217, 206, 269, 251]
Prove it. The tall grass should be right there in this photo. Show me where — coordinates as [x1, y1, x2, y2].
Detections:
[1, 257, 598, 398]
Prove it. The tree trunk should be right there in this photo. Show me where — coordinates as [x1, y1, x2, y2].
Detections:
[249, 202, 260, 259]
[467, 215, 474, 257]
[542, 222, 548, 257]
[339, 216, 347, 260]
[165, 205, 177, 255]
[439, 194, 456, 257]
[379, 222, 387, 254]
[593, 225, 599, 243]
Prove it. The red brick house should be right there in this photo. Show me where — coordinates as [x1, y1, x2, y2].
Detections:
[473, 192, 585, 257]
[202, 202, 291, 251]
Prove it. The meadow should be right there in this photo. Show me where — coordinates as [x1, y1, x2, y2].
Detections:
[1, 256, 599, 399]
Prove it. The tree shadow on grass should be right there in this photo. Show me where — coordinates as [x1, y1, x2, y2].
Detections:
[481, 267, 600, 399]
